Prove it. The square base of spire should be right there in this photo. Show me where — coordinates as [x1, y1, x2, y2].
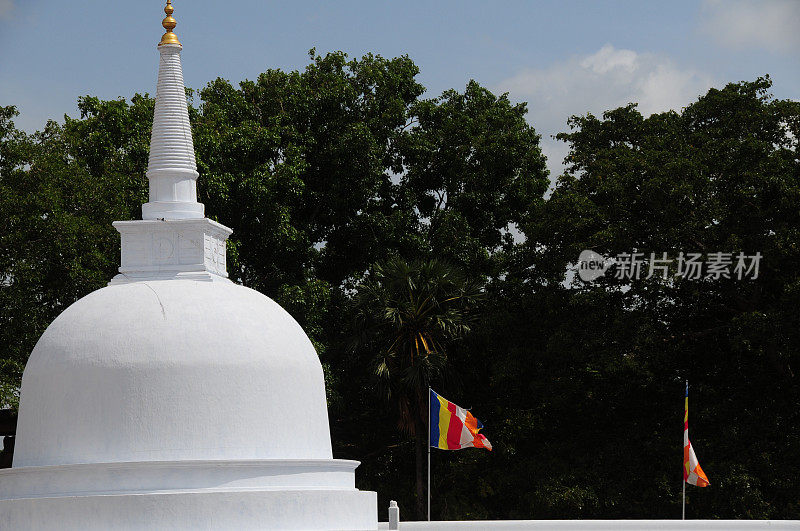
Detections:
[110, 218, 233, 285]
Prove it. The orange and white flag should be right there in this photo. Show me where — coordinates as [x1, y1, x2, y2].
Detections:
[684, 382, 710, 487]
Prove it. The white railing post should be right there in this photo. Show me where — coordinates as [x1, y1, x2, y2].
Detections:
[388, 500, 399, 530]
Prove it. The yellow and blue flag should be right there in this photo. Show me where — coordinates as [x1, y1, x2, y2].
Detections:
[429, 389, 492, 451]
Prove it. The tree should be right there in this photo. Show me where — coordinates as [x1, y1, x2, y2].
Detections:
[350, 257, 482, 519]
[0, 106, 29, 409]
[192, 52, 549, 324]
[194, 51, 426, 292]
[492, 75, 800, 518]
[188, 56, 549, 517]
[0, 99, 149, 408]
[398, 80, 549, 277]
[398, 76, 798, 520]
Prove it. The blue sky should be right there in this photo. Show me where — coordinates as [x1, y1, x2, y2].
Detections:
[1, 0, 798, 177]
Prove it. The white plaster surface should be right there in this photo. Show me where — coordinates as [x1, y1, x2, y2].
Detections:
[3, 279, 380, 528]
[378, 522, 799, 530]
[112, 218, 232, 283]
[0, 459, 359, 499]
[0, 488, 377, 530]
[142, 43, 204, 220]
[14, 280, 333, 466]
[0, 19, 382, 531]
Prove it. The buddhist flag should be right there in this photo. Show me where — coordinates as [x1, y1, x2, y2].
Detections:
[429, 389, 492, 451]
[684, 382, 710, 487]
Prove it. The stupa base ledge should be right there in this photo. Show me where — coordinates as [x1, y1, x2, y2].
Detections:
[0, 459, 377, 530]
[109, 270, 232, 285]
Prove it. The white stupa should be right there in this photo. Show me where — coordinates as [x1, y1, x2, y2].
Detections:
[0, 2, 377, 529]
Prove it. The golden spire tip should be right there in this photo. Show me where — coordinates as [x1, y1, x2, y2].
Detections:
[159, 0, 181, 46]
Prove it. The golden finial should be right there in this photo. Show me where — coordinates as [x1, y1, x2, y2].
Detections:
[159, 0, 181, 46]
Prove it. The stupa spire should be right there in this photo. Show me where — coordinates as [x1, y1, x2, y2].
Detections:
[109, 0, 231, 285]
[143, 0, 203, 220]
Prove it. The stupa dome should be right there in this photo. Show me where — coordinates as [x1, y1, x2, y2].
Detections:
[14, 280, 333, 467]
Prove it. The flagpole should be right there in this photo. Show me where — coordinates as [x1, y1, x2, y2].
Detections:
[427, 386, 431, 522]
[682, 477, 686, 520]
[683, 379, 687, 520]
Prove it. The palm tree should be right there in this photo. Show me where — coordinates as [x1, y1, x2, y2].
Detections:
[351, 257, 483, 519]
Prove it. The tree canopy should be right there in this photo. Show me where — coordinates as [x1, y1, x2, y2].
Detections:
[0, 49, 798, 520]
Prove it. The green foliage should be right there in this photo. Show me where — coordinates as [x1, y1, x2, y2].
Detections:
[349, 257, 483, 518]
[400, 81, 548, 273]
[0, 99, 149, 407]
[471, 76, 800, 519]
[351, 257, 482, 412]
[193, 51, 428, 295]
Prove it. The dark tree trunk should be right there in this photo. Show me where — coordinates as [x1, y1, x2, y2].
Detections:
[414, 416, 427, 520]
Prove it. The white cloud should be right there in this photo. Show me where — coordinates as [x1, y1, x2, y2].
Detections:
[0, 0, 14, 19]
[495, 44, 715, 184]
[700, 0, 800, 54]
[581, 45, 637, 75]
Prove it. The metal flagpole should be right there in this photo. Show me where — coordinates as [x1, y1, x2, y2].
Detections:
[682, 476, 686, 520]
[682, 379, 687, 520]
[427, 387, 432, 521]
